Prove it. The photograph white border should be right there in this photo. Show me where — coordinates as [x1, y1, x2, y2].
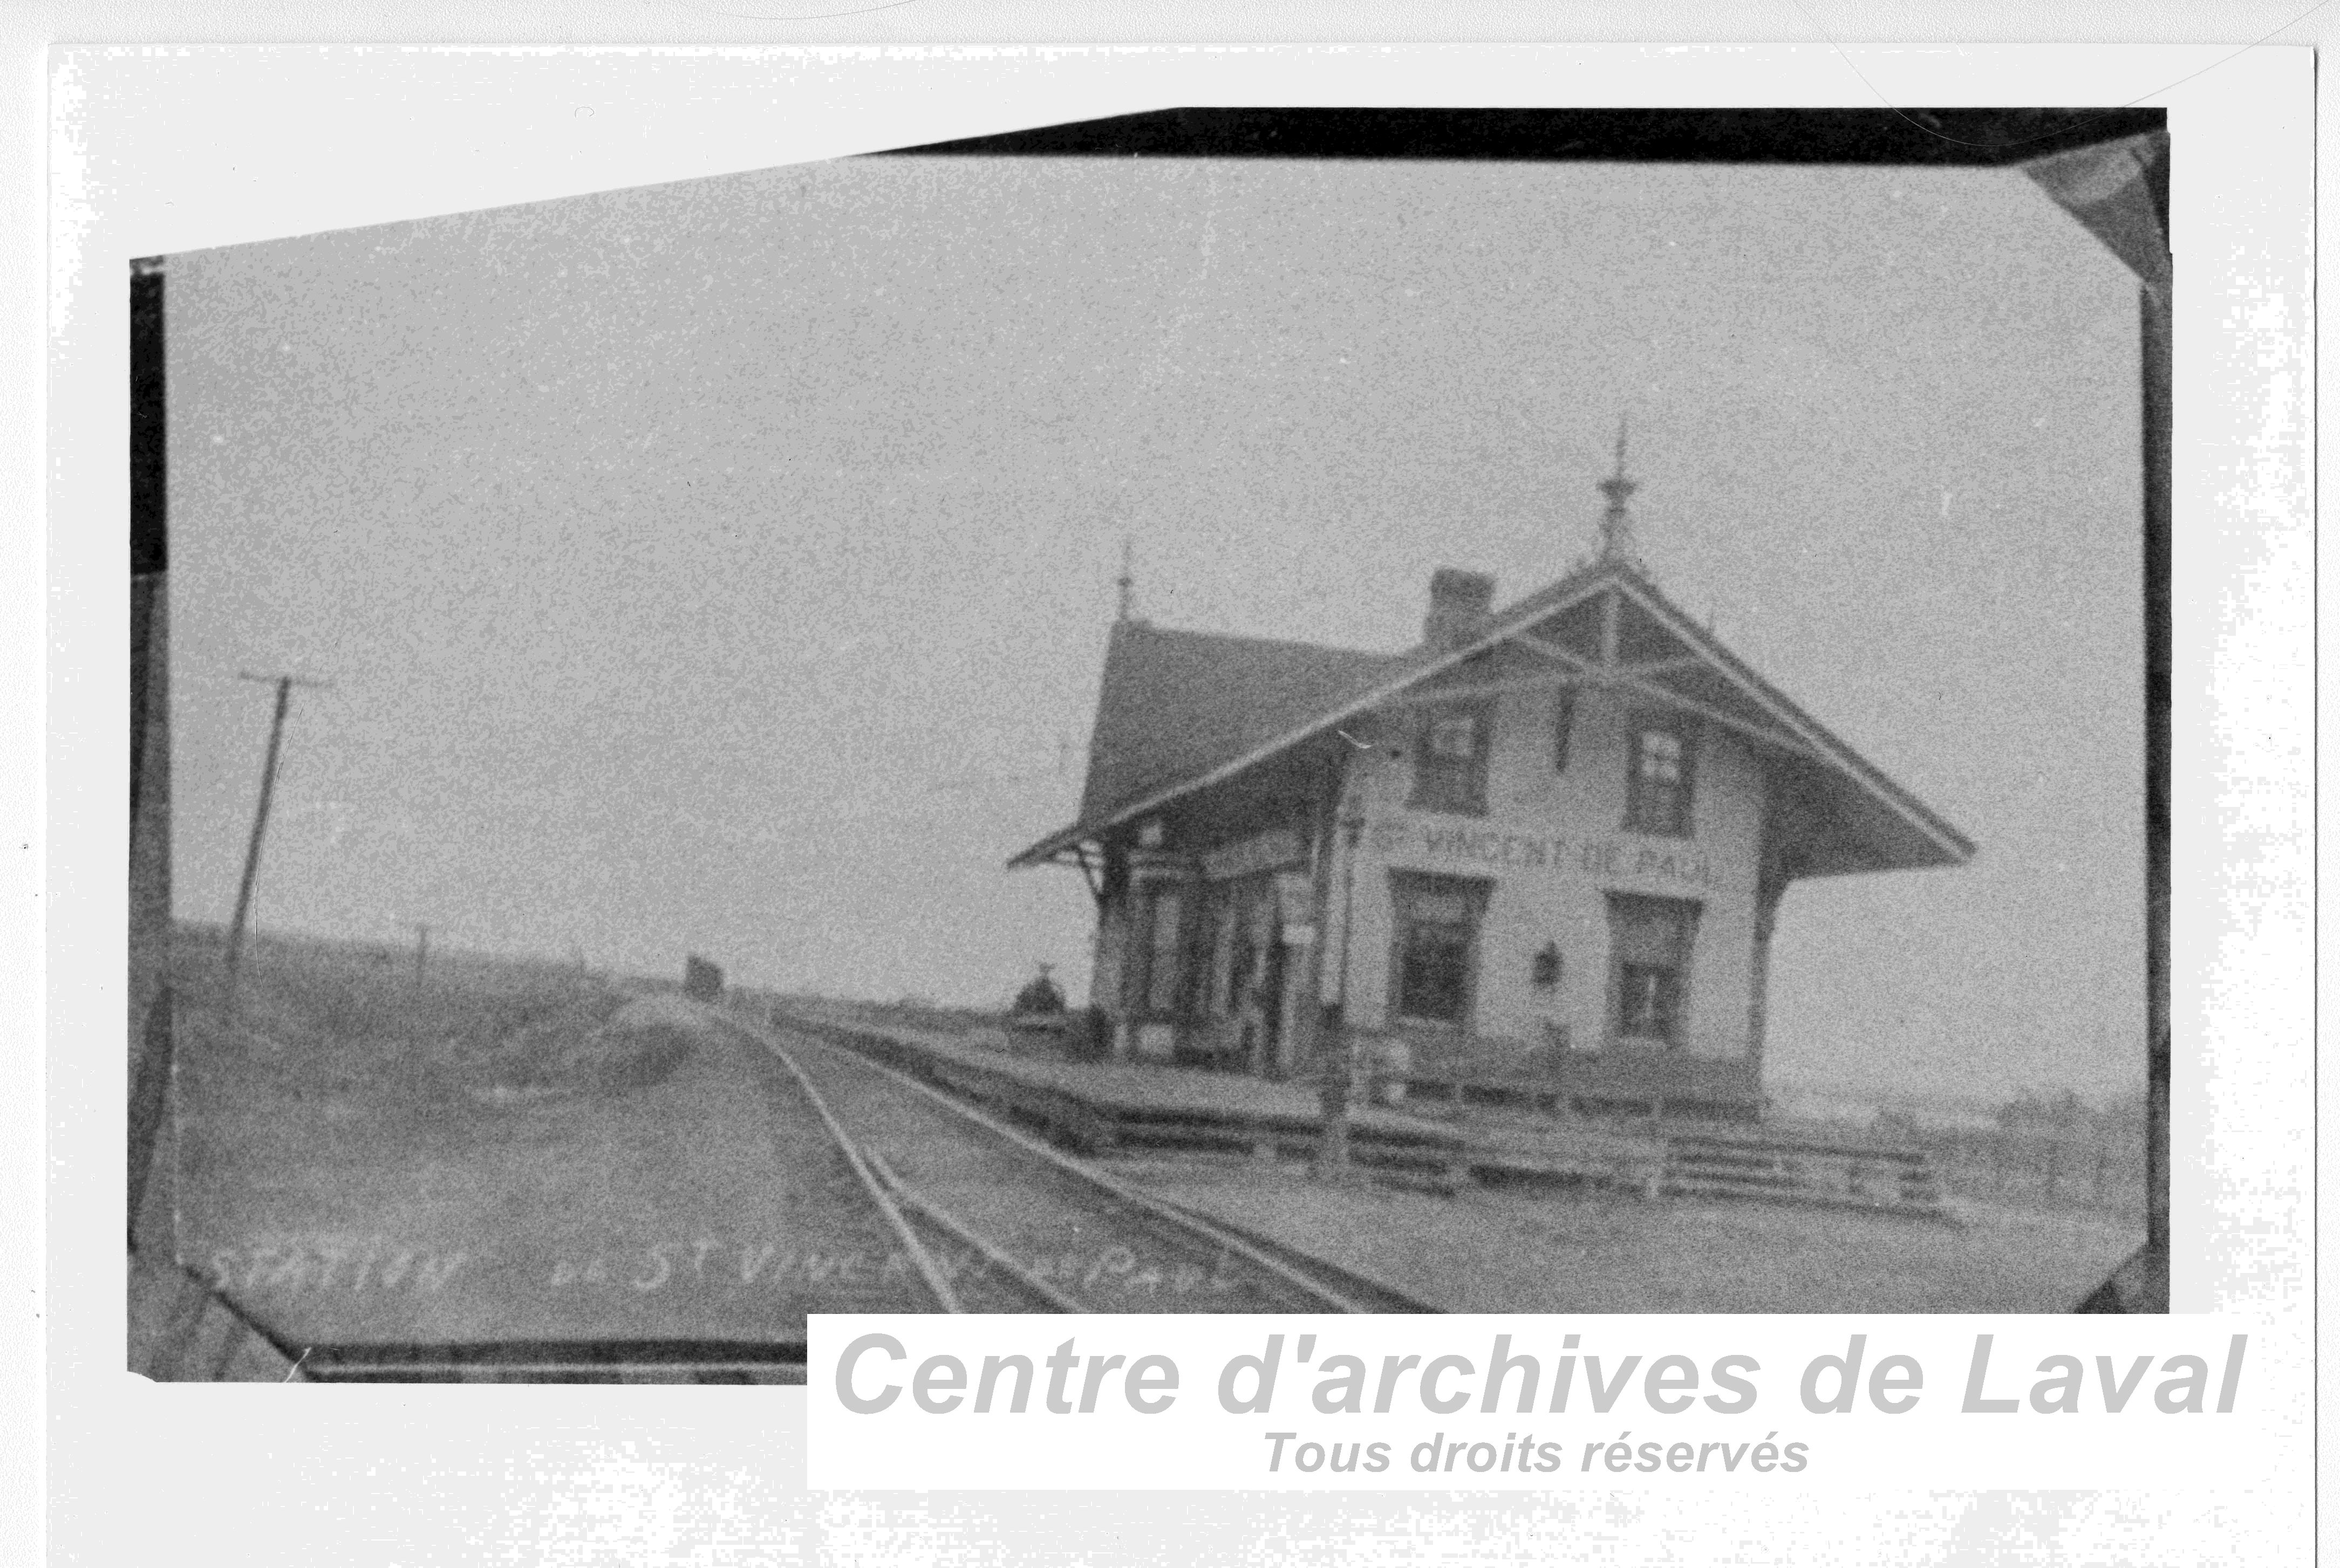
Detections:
[21, 23, 2315, 1565]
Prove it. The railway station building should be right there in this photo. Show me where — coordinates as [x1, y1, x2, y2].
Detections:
[1009, 461, 1973, 1119]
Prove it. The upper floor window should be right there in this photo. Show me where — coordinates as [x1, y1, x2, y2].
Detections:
[1625, 721, 1695, 837]
[1409, 701, 1492, 816]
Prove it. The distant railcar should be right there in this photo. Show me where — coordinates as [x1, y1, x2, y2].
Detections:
[683, 955, 724, 1002]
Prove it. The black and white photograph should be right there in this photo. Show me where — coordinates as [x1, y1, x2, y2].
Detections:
[124, 105, 2177, 1384]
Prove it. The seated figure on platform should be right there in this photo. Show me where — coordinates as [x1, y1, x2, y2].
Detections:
[1011, 963, 1067, 1017]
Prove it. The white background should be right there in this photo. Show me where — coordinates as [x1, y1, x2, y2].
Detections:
[10, 11, 2319, 1566]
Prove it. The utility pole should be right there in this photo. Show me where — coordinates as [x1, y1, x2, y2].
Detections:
[222, 671, 328, 1015]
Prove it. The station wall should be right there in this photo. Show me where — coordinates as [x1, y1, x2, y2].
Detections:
[1331, 685, 1767, 1069]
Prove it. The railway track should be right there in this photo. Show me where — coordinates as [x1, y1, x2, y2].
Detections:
[285, 1005, 1425, 1383]
[715, 1011, 1436, 1316]
[292, 1005, 970, 1383]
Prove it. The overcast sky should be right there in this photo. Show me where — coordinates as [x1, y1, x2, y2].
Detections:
[170, 152, 2146, 1105]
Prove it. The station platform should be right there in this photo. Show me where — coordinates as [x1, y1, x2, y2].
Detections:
[768, 1002, 1949, 1218]
[772, 1002, 1665, 1194]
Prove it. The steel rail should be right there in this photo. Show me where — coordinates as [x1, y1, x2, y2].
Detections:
[713, 1014, 965, 1314]
[766, 1015, 1387, 1315]
[865, 1151, 1084, 1313]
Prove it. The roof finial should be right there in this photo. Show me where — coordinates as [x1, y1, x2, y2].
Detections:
[1115, 538, 1136, 623]
[1595, 417, 1642, 567]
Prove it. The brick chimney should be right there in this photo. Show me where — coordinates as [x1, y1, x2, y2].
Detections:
[1422, 567, 1497, 651]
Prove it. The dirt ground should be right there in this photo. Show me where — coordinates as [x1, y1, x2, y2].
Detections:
[1117, 1158, 2141, 1313]
[165, 933, 931, 1347]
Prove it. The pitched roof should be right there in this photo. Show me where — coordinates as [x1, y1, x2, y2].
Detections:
[1068, 621, 1404, 828]
[1010, 558, 1974, 878]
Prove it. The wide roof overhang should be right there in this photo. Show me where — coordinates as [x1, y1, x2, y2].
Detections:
[1011, 559, 1974, 880]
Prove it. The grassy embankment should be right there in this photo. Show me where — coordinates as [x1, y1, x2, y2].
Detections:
[165, 928, 906, 1346]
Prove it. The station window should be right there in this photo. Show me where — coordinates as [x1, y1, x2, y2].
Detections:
[1390, 873, 1489, 1028]
[1617, 964, 1683, 1042]
[1409, 701, 1492, 816]
[1138, 886, 1185, 1016]
[1607, 894, 1699, 1048]
[1211, 892, 1261, 1019]
[1625, 721, 1695, 837]
[1229, 924, 1259, 1017]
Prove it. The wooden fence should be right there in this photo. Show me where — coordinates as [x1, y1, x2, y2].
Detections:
[1908, 1125, 2149, 1218]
